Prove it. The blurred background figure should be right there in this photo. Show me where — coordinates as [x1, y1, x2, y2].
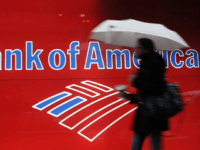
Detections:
[119, 38, 168, 150]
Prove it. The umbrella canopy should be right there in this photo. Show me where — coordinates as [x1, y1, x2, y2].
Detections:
[89, 19, 190, 51]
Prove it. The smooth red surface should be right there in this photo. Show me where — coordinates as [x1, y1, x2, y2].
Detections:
[0, 0, 200, 149]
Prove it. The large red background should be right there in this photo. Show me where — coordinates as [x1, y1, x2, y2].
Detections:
[0, 0, 200, 149]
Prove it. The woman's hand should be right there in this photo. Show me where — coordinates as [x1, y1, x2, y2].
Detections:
[118, 91, 131, 100]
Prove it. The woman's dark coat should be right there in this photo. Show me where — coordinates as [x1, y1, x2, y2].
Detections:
[130, 51, 169, 133]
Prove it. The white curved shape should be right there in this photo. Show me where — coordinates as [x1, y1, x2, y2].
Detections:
[61, 99, 122, 129]
[66, 84, 100, 98]
[78, 106, 138, 142]
[81, 80, 114, 92]
[59, 92, 119, 129]
[77, 101, 129, 139]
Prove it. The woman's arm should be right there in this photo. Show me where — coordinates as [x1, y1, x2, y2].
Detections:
[118, 91, 138, 104]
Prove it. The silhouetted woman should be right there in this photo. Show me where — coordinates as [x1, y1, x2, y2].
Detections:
[120, 38, 168, 150]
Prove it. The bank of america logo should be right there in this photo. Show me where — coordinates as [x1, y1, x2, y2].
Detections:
[32, 80, 137, 142]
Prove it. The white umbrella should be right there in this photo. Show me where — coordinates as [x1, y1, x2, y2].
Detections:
[89, 19, 190, 51]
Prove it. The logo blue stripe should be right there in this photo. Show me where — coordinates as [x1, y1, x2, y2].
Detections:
[50, 97, 85, 116]
[35, 93, 69, 109]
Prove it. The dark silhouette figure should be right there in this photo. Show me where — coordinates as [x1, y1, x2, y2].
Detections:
[120, 38, 168, 150]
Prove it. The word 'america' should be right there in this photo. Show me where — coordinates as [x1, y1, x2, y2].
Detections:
[0, 41, 199, 70]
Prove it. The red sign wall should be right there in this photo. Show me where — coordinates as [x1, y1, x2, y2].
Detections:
[0, 0, 200, 150]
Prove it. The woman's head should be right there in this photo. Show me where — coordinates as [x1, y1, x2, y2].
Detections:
[135, 38, 155, 58]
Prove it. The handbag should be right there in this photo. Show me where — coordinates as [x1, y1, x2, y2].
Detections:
[139, 83, 183, 119]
